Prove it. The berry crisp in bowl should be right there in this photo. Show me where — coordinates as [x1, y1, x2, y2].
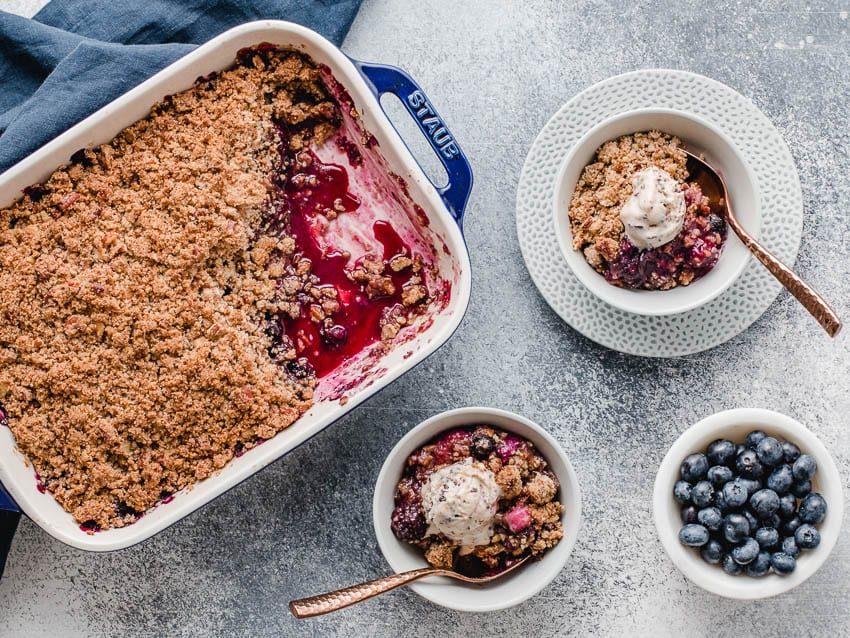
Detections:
[553, 108, 759, 316]
[568, 131, 725, 291]
[374, 407, 581, 612]
[391, 426, 564, 576]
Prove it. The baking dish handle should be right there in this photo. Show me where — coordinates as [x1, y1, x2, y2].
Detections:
[0, 482, 20, 579]
[354, 61, 473, 227]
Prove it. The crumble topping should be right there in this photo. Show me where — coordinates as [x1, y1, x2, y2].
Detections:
[569, 130, 689, 259]
[0, 48, 429, 530]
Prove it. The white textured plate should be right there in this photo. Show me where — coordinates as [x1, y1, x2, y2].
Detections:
[516, 69, 803, 357]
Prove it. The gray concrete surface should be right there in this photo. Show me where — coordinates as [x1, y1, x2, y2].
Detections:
[1, 0, 849, 636]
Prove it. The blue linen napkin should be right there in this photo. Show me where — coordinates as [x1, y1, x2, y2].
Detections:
[0, 0, 362, 174]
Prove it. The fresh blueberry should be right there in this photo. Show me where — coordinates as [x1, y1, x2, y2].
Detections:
[681, 453, 709, 483]
[778, 493, 798, 519]
[745, 430, 768, 450]
[746, 551, 772, 577]
[722, 553, 743, 575]
[738, 477, 763, 496]
[470, 435, 496, 460]
[794, 524, 821, 550]
[799, 493, 827, 524]
[762, 513, 782, 530]
[679, 524, 710, 547]
[714, 489, 730, 512]
[792, 454, 817, 481]
[735, 449, 764, 479]
[791, 479, 812, 498]
[732, 537, 760, 565]
[754, 527, 780, 549]
[698, 507, 724, 532]
[782, 440, 801, 464]
[750, 489, 780, 518]
[781, 516, 802, 537]
[723, 513, 750, 543]
[721, 480, 749, 509]
[681, 505, 699, 524]
[701, 539, 725, 564]
[770, 552, 796, 575]
[692, 481, 715, 508]
[707, 465, 734, 488]
[766, 464, 794, 495]
[707, 439, 737, 466]
[673, 480, 693, 505]
[782, 536, 800, 558]
[741, 509, 759, 534]
[734, 443, 747, 460]
[756, 436, 784, 467]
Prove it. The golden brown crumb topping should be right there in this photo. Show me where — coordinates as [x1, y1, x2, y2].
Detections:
[568, 131, 688, 267]
[0, 49, 341, 530]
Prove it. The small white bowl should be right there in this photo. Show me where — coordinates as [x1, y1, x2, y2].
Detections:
[553, 108, 760, 316]
[373, 407, 582, 612]
[653, 408, 843, 599]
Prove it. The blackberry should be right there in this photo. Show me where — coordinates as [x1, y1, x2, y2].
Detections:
[390, 500, 427, 541]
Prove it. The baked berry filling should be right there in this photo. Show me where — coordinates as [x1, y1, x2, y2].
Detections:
[259, 133, 430, 378]
[605, 183, 726, 290]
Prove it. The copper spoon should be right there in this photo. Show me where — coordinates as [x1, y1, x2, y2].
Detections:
[289, 555, 530, 618]
[684, 150, 842, 337]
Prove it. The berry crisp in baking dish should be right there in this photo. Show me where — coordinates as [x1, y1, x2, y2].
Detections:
[0, 47, 448, 531]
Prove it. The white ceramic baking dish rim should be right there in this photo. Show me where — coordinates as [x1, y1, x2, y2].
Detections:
[0, 20, 472, 552]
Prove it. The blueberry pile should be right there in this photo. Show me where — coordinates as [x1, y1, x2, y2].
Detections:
[674, 430, 827, 577]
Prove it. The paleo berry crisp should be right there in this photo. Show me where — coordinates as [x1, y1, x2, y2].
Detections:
[0, 48, 433, 530]
[568, 131, 727, 290]
[391, 426, 564, 575]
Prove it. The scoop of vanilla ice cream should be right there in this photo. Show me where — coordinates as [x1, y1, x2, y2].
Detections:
[619, 166, 686, 249]
[420, 457, 501, 547]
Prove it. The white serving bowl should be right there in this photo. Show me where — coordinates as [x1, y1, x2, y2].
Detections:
[553, 107, 760, 316]
[373, 407, 582, 612]
[653, 408, 843, 599]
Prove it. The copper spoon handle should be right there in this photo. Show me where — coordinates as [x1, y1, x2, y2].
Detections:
[684, 150, 841, 337]
[725, 214, 842, 336]
[289, 567, 461, 618]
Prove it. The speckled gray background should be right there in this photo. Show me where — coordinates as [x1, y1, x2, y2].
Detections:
[1, 0, 849, 636]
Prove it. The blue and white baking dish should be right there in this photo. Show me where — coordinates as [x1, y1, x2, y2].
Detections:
[0, 20, 472, 570]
